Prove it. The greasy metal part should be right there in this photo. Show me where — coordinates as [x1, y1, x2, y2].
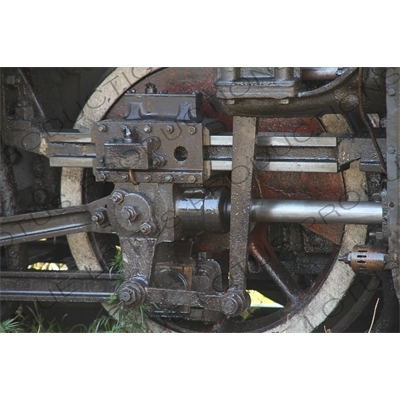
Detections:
[339, 245, 387, 273]
[229, 116, 257, 291]
[217, 67, 386, 118]
[248, 224, 302, 304]
[42, 129, 386, 174]
[357, 68, 386, 174]
[175, 187, 230, 233]
[211, 160, 338, 173]
[301, 67, 342, 81]
[250, 199, 382, 225]
[118, 278, 147, 308]
[144, 287, 250, 317]
[217, 67, 301, 100]
[119, 237, 157, 283]
[210, 134, 337, 147]
[124, 92, 204, 122]
[385, 69, 400, 313]
[0, 198, 111, 246]
[0, 271, 120, 302]
[337, 137, 386, 171]
[29, 67, 382, 332]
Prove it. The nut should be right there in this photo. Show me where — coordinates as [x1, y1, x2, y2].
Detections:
[189, 126, 197, 135]
[92, 209, 107, 225]
[121, 206, 138, 222]
[166, 125, 174, 134]
[140, 222, 155, 235]
[187, 175, 196, 183]
[98, 172, 108, 182]
[98, 124, 107, 132]
[111, 191, 125, 204]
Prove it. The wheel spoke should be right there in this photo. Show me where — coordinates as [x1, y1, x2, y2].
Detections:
[249, 224, 302, 305]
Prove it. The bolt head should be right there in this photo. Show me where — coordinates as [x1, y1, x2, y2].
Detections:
[189, 126, 197, 135]
[166, 125, 174, 134]
[388, 146, 396, 154]
[143, 174, 152, 182]
[388, 87, 396, 96]
[143, 125, 152, 133]
[165, 175, 174, 183]
[98, 124, 107, 132]
[187, 175, 196, 183]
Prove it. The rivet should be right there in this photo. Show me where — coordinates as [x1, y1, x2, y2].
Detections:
[388, 87, 396, 96]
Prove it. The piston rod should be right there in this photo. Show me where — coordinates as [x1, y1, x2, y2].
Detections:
[176, 189, 383, 232]
[250, 200, 383, 225]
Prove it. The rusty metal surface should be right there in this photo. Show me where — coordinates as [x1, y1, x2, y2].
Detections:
[229, 116, 257, 291]
[1, 67, 394, 332]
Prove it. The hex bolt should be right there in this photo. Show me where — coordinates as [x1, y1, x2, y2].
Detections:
[118, 280, 146, 308]
[221, 297, 239, 316]
[119, 287, 137, 304]
[121, 206, 138, 222]
[145, 83, 157, 94]
[153, 157, 162, 167]
[111, 191, 125, 204]
[388, 146, 396, 154]
[98, 124, 107, 132]
[187, 175, 196, 183]
[92, 210, 107, 225]
[166, 125, 174, 134]
[143, 125, 152, 133]
[388, 87, 396, 96]
[140, 222, 155, 235]
[189, 126, 197, 135]
[121, 173, 129, 182]
[98, 172, 108, 182]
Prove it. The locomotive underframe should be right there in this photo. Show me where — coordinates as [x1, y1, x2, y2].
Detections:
[1, 67, 399, 332]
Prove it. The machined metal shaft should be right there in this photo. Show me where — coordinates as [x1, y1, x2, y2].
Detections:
[250, 199, 382, 225]
[176, 188, 383, 232]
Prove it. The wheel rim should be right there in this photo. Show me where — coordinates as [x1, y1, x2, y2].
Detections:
[61, 67, 368, 332]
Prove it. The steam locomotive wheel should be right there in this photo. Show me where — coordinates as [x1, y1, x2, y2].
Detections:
[61, 68, 372, 332]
